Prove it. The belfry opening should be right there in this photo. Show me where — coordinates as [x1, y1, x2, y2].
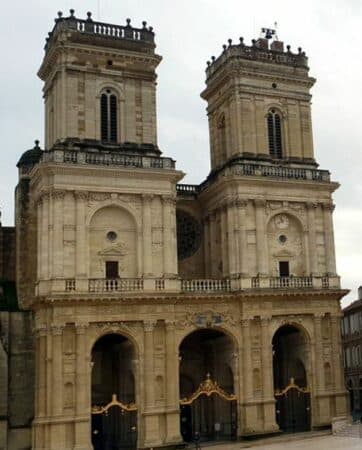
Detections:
[273, 325, 311, 433]
[179, 329, 237, 443]
[91, 334, 137, 450]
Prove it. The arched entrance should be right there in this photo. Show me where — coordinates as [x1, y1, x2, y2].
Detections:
[91, 334, 137, 449]
[179, 329, 237, 443]
[273, 325, 311, 433]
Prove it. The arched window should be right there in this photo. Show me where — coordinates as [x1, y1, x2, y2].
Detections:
[267, 109, 283, 158]
[101, 89, 118, 143]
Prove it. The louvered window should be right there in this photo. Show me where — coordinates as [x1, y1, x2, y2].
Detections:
[101, 90, 118, 143]
[267, 109, 283, 158]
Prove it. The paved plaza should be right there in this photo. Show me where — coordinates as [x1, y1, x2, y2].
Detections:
[193, 433, 362, 449]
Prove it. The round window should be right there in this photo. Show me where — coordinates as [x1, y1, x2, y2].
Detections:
[106, 231, 117, 242]
[278, 234, 287, 244]
[176, 211, 202, 260]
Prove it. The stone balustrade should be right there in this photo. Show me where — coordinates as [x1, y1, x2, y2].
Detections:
[36, 275, 340, 295]
[42, 148, 175, 170]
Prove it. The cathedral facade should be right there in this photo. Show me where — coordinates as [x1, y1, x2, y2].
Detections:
[11, 10, 348, 450]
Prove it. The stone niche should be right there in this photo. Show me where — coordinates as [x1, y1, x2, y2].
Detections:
[267, 213, 305, 276]
[89, 205, 138, 278]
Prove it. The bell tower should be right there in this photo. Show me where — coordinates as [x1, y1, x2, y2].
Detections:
[202, 31, 316, 171]
[39, 9, 161, 151]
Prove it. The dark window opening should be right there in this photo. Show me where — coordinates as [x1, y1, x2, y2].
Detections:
[106, 261, 119, 279]
[267, 109, 283, 158]
[279, 261, 290, 277]
[101, 91, 118, 143]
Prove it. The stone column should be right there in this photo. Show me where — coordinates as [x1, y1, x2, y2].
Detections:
[323, 203, 337, 275]
[74, 323, 91, 449]
[261, 317, 278, 431]
[37, 198, 42, 279]
[220, 206, 228, 276]
[75, 191, 88, 279]
[162, 196, 176, 277]
[241, 319, 253, 401]
[142, 195, 153, 276]
[41, 193, 50, 279]
[331, 315, 343, 390]
[165, 320, 182, 443]
[236, 199, 248, 276]
[227, 200, 237, 276]
[52, 190, 64, 278]
[307, 203, 318, 275]
[314, 313, 325, 392]
[255, 200, 268, 276]
[143, 320, 159, 446]
[204, 215, 210, 278]
[33, 324, 47, 448]
[209, 211, 216, 277]
[50, 324, 65, 448]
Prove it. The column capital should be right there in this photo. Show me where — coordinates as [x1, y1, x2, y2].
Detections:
[34, 324, 48, 337]
[144, 320, 157, 332]
[51, 189, 66, 200]
[306, 201, 318, 210]
[261, 315, 272, 324]
[314, 312, 325, 320]
[236, 198, 248, 209]
[142, 193, 154, 202]
[323, 202, 335, 212]
[254, 199, 266, 208]
[75, 322, 89, 334]
[241, 318, 251, 327]
[74, 190, 88, 201]
[51, 324, 65, 335]
[162, 195, 176, 206]
[165, 319, 175, 331]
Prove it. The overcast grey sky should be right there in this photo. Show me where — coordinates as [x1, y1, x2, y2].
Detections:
[1, 0, 361, 305]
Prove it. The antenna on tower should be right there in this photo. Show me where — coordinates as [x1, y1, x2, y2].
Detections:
[274, 21, 279, 41]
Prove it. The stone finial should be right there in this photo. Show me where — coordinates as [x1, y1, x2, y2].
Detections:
[298, 47, 302, 54]
[211, 55, 216, 62]
[148, 26, 153, 32]
[286, 44, 291, 52]
[228, 38, 232, 46]
[57, 11, 63, 19]
[252, 39, 256, 46]
[239, 37, 244, 45]
[142, 21, 147, 29]
[34, 140, 40, 148]
[207, 61, 211, 67]
[222, 44, 227, 51]
[126, 18, 131, 26]
[86, 11, 93, 21]
[69, 9, 75, 18]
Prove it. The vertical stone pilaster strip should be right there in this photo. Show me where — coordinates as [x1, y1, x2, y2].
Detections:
[227, 201, 237, 275]
[74, 322, 90, 448]
[323, 203, 337, 275]
[165, 320, 178, 407]
[142, 195, 153, 276]
[209, 212, 216, 277]
[220, 206, 228, 276]
[204, 215, 210, 278]
[314, 314, 325, 392]
[52, 190, 64, 277]
[255, 200, 268, 276]
[41, 193, 50, 279]
[331, 315, 343, 390]
[37, 198, 42, 279]
[162, 196, 176, 276]
[51, 324, 64, 415]
[261, 317, 273, 399]
[75, 191, 87, 278]
[307, 203, 318, 275]
[144, 320, 156, 407]
[237, 200, 248, 276]
[242, 319, 253, 401]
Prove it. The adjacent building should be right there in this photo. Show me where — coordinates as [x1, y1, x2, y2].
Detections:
[0, 10, 348, 450]
[342, 287, 362, 415]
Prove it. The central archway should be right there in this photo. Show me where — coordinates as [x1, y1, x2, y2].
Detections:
[179, 329, 237, 443]
[91, 333, 137, 450]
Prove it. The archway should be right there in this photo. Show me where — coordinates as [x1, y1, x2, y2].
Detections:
[91, 334, 137, 449]
[273, 325, 311, 432]
[179, 329, 237, 443]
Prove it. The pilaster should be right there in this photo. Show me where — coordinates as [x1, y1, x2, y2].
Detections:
[142, 195, 153, 276]
[255, 200, 268, 276]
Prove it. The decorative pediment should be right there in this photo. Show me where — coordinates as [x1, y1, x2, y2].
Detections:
[98, 243, 127, 257]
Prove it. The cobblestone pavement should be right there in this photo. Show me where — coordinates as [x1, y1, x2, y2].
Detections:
[190, 434, 362, 449]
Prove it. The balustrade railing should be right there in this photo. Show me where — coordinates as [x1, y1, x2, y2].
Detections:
[181, 279, 231, 292]
[65, 279, 76, 291]
[176, 184, 201, 195]
[269, 277, 313, 288]
[42, 149, 175, 170]
[89, 278, 144, 292]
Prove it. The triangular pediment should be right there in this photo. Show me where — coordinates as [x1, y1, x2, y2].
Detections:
[99, 244, 127, 257]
